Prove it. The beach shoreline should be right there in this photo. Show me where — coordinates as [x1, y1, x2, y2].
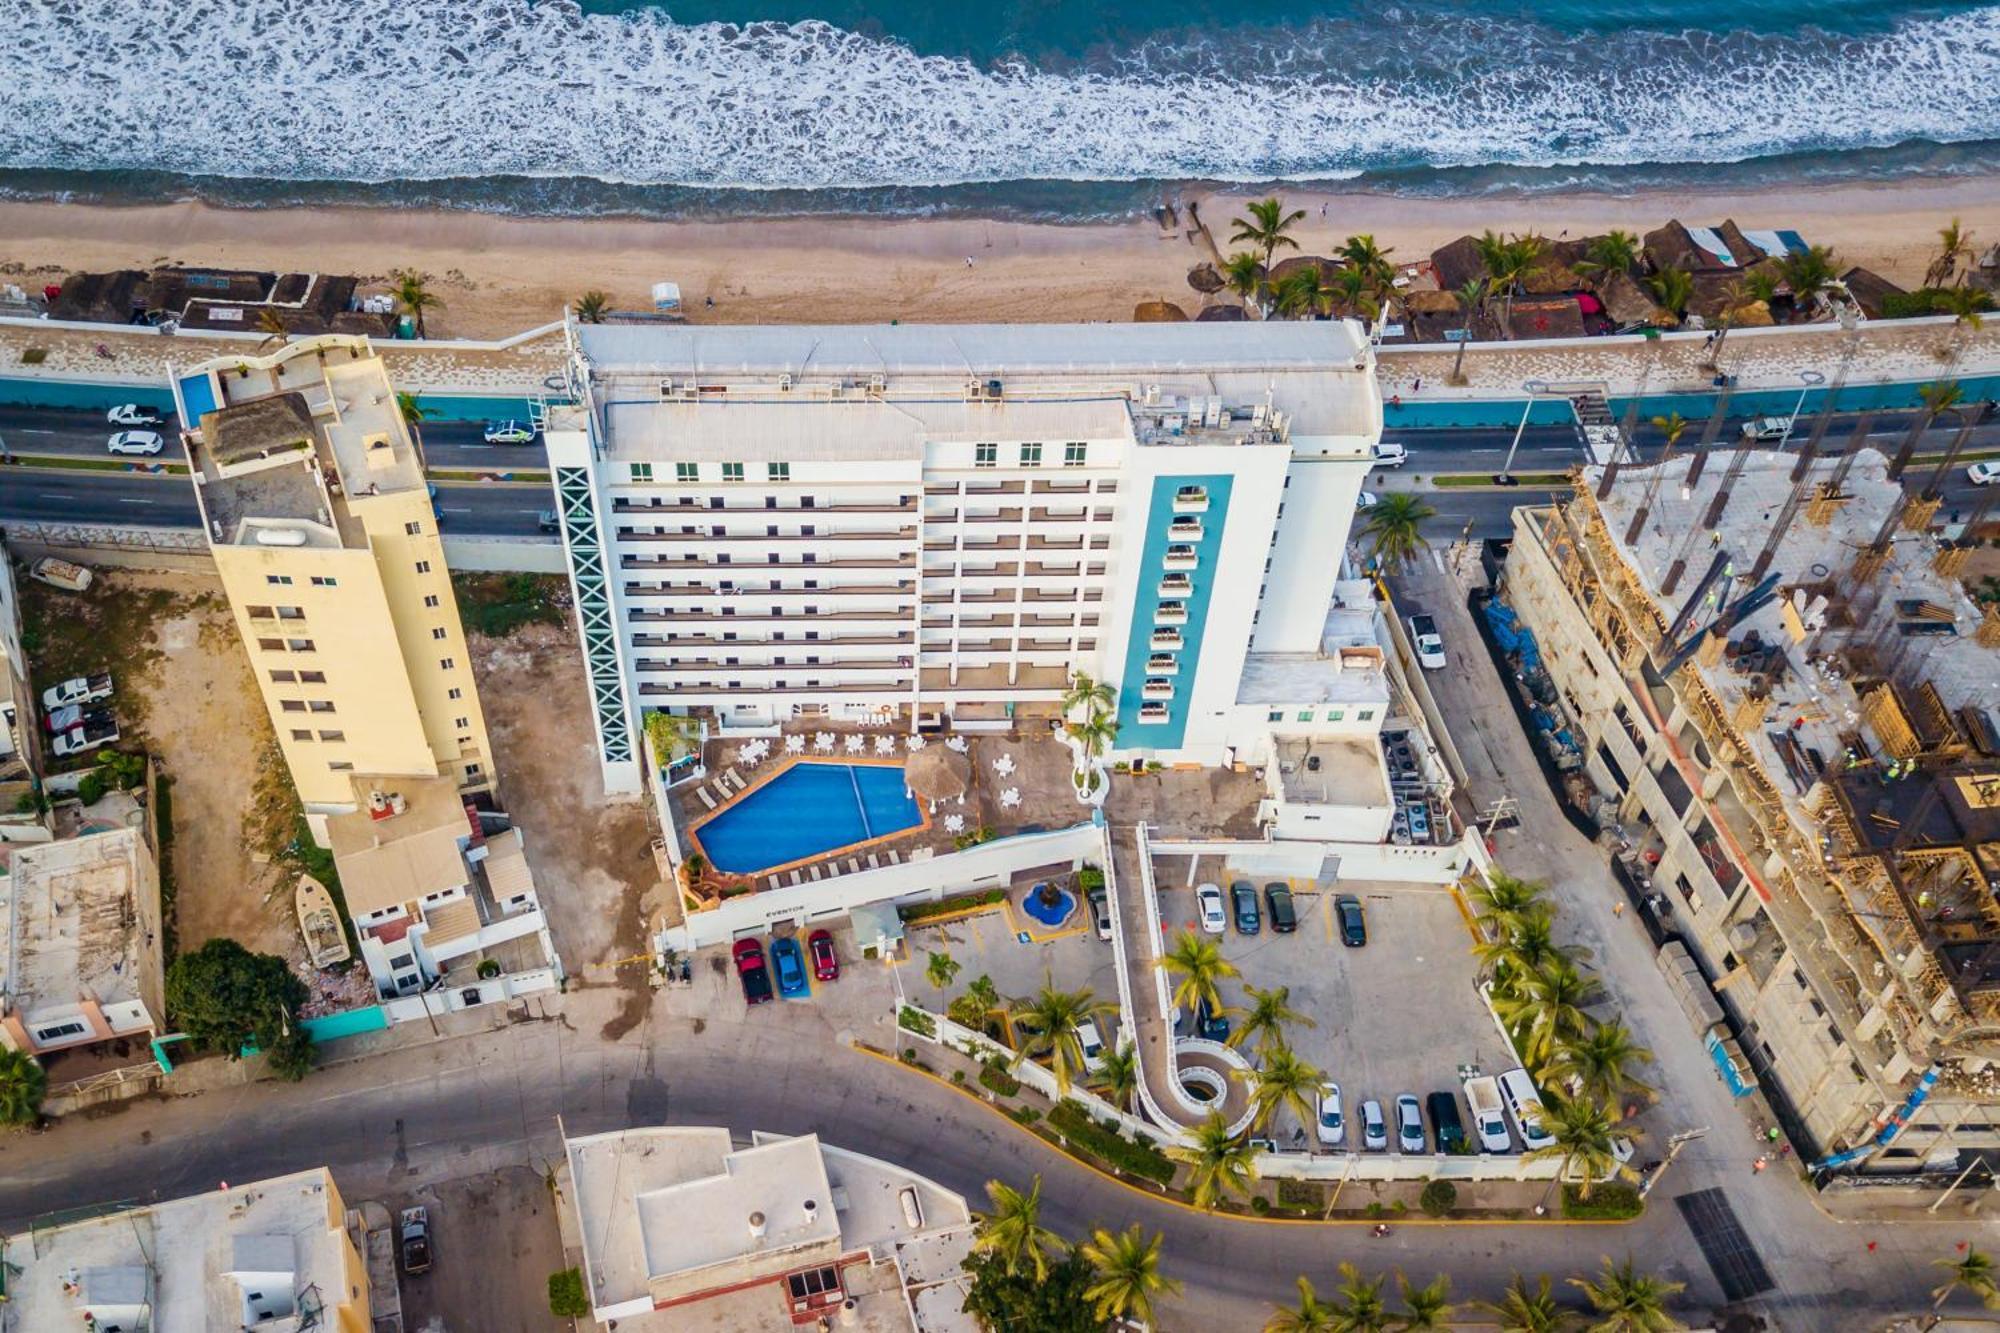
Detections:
[5, 176, 2000, 339]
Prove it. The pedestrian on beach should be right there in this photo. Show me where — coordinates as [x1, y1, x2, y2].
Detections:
[965, 256, 975, 268]
[1613, 901, 1625, 918]
[1412, 376, 1423, 393]
[1752, 1156, 1768, 1174]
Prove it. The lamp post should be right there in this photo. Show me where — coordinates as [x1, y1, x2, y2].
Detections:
[1498, 379, 1551, 484]
[1775, 370, 1825, 450]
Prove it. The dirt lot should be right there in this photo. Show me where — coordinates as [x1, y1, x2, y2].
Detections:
[394, 1166, 567, 1333]
[466, 618, 662, 1039]
[16, 567, 311, 970]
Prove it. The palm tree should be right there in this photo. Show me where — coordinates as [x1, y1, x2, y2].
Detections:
[1361, 492, 1435, 573]
[1266, 1275, 1339, 1333]
[1328, 266, 1372, 320]
[1650, 412, 1690, 457]
[1062, 670, 1115, 720]
[1229, 983, 1315, 1056]
[1931, 1247, 2000, 1319]
[1466, 871, 1546, 927]
[1576, 231, 1640, 288]
[1079, 1224, 1180, 1326]
[1331, 1261, 1393, 1332]
[1338, 234, 1396, 289]
[1646, 269, 1693, 325]
[642, 709, 701, 767]
[1158, 928, 1240, 1016]
[1568, 1257, 1685, 1332]
[1477, 231, 1547, 334]
[925, 949, 960, 996]
[1702, 278, 1755, 370]
[1937, 285, 1991, 361]
[1272, 268, 1325, 320]
[948, 972, 1002, 1030]
[1168, 1111, 1259, 1208]
[1548, 1018, 1655, 1115]
[1494, 956, 1597, 1067]
[972, 1176, 1063, 1281]
[1777, 244, 1838, 315]
[1527, 1092, 1632, 1200]
[1482, 1273, 1573, 1333]
[1234, 1044, 1323, 1135]
[1396, 1272, 1453, 1330]
[1448, 277, 1488, 385]
[1065, 710, 1119, 765]
[394, 390, 436, 459]
[1231, 198, 1307, 269]
[255, 306, 292, 349]
[390, 268, 444, 339]
[574, 289, 610, 324]
[1926, 217, 1975, 289]
[1890, 379, 1964, 480]
[1476, 904, 1574, 997]
[1090, 1040, 1139, 1111]
[1224, 251, 1269, 315]
[1011, 979, 1111, 1095]
[0, 1047, 47, 1127]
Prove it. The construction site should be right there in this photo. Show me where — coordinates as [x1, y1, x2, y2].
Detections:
[1494, 425, 2000, 1181]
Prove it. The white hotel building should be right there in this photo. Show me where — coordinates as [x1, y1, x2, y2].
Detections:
[544, 322, 1394, 816]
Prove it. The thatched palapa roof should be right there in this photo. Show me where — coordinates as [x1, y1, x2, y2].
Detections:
[1430, 236, 1486, 292]
[1401, 289, 1461, 315]
[1268, 255, 1339, 285]
[1195, 304, 1249, 322]
[1506, 298, 1586, 341]
[1520, 260, 1584, 296]
[1643, 221, 1713, 274]
[905, 745, 971, 803]
[1134, 301, 1189, 323]
[1186, 263, 1224, 295]
[1597, 269, 1670, 329]
[1839, 267, 1908, 320]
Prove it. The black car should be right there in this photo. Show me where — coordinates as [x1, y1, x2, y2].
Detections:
[1336, 893, 1367, 947]
[1426, 1090, 1466, 1153]
[1230, 880, 1260, 935]
[1196, 996, 1231, 1042]
[1263, 882, 1297, 933]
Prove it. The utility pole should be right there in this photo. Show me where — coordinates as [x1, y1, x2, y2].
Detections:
[1639, 1126, 1710, 1199]
[1927, 1156, 1991, 1215]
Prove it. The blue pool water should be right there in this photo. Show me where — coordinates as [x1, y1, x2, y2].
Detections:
[695, 761, 920, 874]
[1022, 885, 1078, 928]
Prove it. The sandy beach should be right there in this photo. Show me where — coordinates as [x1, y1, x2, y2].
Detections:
[5, 177, 2000, 339]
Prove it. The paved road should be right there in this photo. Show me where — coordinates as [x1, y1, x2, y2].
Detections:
[0, 405, 548, 472]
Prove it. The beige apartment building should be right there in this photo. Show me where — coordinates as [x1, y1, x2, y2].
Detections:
[1501, 444, 2000, 1178]
[173, 336, 493, 833]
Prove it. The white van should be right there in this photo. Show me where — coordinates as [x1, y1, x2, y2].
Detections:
[1497, 1067, 1556, 1152]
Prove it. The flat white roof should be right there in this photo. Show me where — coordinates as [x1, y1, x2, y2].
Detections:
[578, 321, 1369, 377]
[0, 827, 153, 1017]
[600, 395, 1134, 464]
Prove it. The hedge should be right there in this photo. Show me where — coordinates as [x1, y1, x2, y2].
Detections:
[1047, 1100, 1176, 1185]
[979, 1061, 1022, 1098]
[1562, 1181, 1643, 1220]
[899, 888, 1007, 923]
[897, 1006, 936, 1038]
[1419, 1179, 1458, 1217]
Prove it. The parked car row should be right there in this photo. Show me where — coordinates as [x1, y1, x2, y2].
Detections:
[1191, 880, 1360, 945]
[1313, 1068, 1594, 1159]
[734, 929, 841, 1005]
[40, 673, 119, 758]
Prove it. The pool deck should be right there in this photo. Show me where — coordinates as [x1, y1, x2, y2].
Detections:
[682, 755, 931, 882]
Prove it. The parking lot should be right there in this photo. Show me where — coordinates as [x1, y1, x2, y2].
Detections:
[1153, 863, 1517, 1152]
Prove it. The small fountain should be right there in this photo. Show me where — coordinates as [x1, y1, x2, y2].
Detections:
[1020, 879, 1078, 929]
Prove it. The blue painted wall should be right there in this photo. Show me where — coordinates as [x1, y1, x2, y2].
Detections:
[1383, 375, 2000, 431]
[1115, 473, 1232, 752]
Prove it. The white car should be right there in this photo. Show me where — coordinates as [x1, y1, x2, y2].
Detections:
[1360, 1098, 1388, 1151]
[1316, 1082, 1345, 1147]
[1372, 441, 1408, 468]
[1739, 415, 1794, 442]
[1355, 490, 1379, 509]
[106, 404, 165, 428]
[1194, 883, 1227, 935]
[1396, 1093, 1426, 1153]
[1075, 1020, 1107, 1074]
[1409, 614, 1447, 670]
[107, 430, 164, 456]
[1969, 460, 2000, 486]
[483, 419, 537, 445]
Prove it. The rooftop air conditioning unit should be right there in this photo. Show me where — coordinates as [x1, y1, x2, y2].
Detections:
[778, 373, 793, 392]
[984, 379, 1003, 400]
[868, 374, 886, 394]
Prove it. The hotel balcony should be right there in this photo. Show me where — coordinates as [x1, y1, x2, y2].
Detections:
[960, 509, 1024, 525]
[918, 664, 1069, 693]
[1158, 574, 1193, 598]
[1150, 627, 1184, 650]
[1168, 518, 1203, 541]
[622, 581, 915, 600]
[1146, 653, 1179, 675]
[1162, 545, 1199, 571]
[1029, 506, 1089, 523]
[631, 607, 905, 625]
[634, 656, 911, 674]
[1173, 485, 1209, 514]
[634, 631, 912, 649]
[616, 526, 917, 543]
[1139, 702, 1171, 722]
[1155, 602, 1189, 626]
[1030, 479, 1091, 495]
[965, 480, 1026, 496]
[1025, 535, 1084, 552]
[621, 554, 914, 571]
[612, 496, 916, 515]
[639, 680, 906, 697]
[1141, 678, 1176, 701]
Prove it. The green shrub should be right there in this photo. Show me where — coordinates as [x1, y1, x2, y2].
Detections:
[1277, 1178, 1322, 1209]
[548, 1267, 590, 1318]
[1249, 1195, 1271, 1214]
[1561, 1181, 1643, 1220]
[951, 1068, 967, 1085]
[1365, 1201, 1385, 1218]
[1880, 287, 1995, 320]
[1046, 1100, 1176, 1185]
[1419, 1179, 1458, 1217]
[1075, 866, 1105, 892]
[154, 772, 177, 959]
[1009, 1106, 1042, 1126]
[476, 959, 502, 980]
[978, 1060, 1022, 1099]
[75, 771, 106, 807]
[897, 1006, 936, 1038]
[898, 888, 1007, 923]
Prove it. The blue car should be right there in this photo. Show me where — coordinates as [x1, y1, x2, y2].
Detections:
[771, 937, 809, 998]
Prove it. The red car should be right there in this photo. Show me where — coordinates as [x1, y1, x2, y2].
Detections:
[808, 929, 839, 982]
[733, 938, 773, 1005]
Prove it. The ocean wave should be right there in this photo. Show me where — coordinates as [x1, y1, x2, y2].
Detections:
[2, 0, 1999, 189]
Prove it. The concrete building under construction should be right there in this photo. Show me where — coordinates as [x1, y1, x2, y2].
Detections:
[1501, 440, 2000, 1176]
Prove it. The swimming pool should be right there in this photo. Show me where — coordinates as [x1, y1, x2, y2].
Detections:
[693, 761, 922, 875]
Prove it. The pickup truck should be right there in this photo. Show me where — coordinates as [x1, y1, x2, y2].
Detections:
[399, 1206, 433, 1275]
[1462, 1075, 1513, 1153]
[42, 673, 113, 711]
[28, 557, 93, 593]
[50, 710, 118, 758]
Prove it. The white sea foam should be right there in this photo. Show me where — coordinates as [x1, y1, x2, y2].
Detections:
[2, 0, 1998, 188]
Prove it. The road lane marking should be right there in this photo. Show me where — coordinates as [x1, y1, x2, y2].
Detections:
[38, 492, 75, 498]
[118, 498, 156, 505]
[442, 506, 473, 513]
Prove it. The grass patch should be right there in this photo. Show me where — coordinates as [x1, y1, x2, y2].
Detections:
[154, 770, 178, 961]
[1430, 472, 1573, 488]
[429, 468, 549, 483]
[978, 1060, 1022, 1099]
[451, 572, 567, 638]
[899, 887, 1007, 924]
[897, 1005, 937, 1038]
[17, 570, 203, 761]
[1046, 1100, 1176, 1186]
[9, 455, 188, 474]
[1561, 1181, 1643, 1220]
[1276, 1178, 1323, 1210]
[1009, 1106, 1042, 1126]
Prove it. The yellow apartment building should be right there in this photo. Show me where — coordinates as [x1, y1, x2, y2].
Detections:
[174, 336, 493, 836]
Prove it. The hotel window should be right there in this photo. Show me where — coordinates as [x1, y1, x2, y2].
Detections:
[465, 762, 482, 777]
[300, 671, 326, 684]
[277, 606, 305, 620]
[424, 594, 440, 608]
[1267, 710, 1284, 722]
[246, 605, 274, 619]
[415, 560, 431, 574]
[270, 670, 297, 684]
[266, 574, 293, 585]
[291, 729, 313, 741]
[440, 658, 455, 670]
[1329, 709, 1345, 721]
[455, 716, 470, 730]
[308, 700, 336, 713]
[722, 462, 746, 483]
[328, 761, 354, 772]
[676, 462, 699, 483]
[1357, 708, 1374, 720]
[281, 700, 307, 713]
[448, 687, 463, 700]
[258, 637, 284, 651]
[287, 639, 314, 653]
[404, 521, 422, 535]
[1063, 441, 1088, 466]
[310, 575, 337, 587]
[319, 730, 345, 742]
[767, 462, 790, 482]
[431, 627, 448, 641]
[630, 462, 654, 483]
[975, 442, 997, 468]
[1296, 709, 1313, 722]
[1020, 442, 1042, 467]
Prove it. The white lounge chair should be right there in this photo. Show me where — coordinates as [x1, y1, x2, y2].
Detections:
[696, 787, 717, 811]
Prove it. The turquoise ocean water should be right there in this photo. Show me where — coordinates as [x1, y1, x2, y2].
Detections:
[0, 0, 1996, 217]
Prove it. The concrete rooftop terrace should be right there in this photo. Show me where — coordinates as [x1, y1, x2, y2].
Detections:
[0, 828, 151, 1017]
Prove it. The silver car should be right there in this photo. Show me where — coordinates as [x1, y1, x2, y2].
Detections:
[1360, 1099, 1388, 1151]
[1395, 1093, 1426, 1153]
[106, 430, 164, 456]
